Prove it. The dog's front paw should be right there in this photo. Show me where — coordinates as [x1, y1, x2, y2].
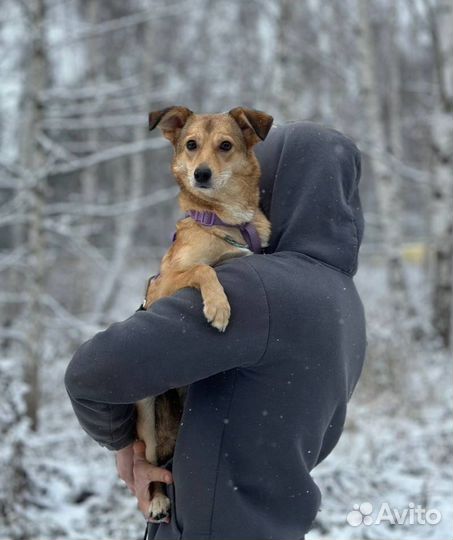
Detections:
[203, 297, 231, 332]
[148, 492, 171, 523]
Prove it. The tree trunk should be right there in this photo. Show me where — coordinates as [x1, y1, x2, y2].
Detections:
[428, 0, 453, 349]
[273, 0, 296, 120]
[189, 0, 216, 111]
[78, 0, 102, 314]
[91, 17, 150, 318]
[81, 0, 101, 206]
[315, 1, 334, 123]
[357, 0, 418, 329]
[18, 0, 49, 431]
[1, 1, 50, 536]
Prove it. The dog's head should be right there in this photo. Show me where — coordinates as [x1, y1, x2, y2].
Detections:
[148, 106, 273, 197]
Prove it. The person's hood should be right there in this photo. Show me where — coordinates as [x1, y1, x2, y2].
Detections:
[255, 122, 364, 276]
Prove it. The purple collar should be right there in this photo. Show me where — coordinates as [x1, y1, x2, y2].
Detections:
[187, 210, 262, 254]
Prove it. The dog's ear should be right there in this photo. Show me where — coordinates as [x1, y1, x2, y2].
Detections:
[148, 106, 193, 144]
[228, 107, 273, 147]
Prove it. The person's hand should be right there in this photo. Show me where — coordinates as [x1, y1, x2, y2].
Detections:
[116, 443, 136, 494]
[117, 441, 173, 517]
[132, 441, 173, 517]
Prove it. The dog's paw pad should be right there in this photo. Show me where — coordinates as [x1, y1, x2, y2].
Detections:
[148, 493, 171, 523]
[203, 300, 231, 332]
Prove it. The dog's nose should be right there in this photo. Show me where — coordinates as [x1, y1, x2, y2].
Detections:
[194, 166, 212, 184]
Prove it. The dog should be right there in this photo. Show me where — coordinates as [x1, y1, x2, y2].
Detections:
[135, 106, 273, 522]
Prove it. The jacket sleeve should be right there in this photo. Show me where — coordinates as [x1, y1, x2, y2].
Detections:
[64, 259, 269, 450]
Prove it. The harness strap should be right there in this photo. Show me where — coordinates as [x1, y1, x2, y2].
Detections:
[187, 210, 262, 254]
[139, 212, 263, 311]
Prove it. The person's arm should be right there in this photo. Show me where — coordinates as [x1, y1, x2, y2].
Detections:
[64, 259, 269, 450]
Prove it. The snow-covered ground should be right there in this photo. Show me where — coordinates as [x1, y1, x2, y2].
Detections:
[5, 258, 452, 540]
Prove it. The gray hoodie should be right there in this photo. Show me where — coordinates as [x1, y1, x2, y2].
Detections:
[65, 121, 366, 540]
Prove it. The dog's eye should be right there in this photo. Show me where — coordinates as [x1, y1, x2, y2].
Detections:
[219, 140, 232, 151]
[186, 140, 197, 151]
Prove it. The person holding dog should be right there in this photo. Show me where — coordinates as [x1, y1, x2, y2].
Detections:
[65, 120, 366, 540]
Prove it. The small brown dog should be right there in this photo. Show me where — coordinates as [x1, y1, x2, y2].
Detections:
[136, 106, 273, 522]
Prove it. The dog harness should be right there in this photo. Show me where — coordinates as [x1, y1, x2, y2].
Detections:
[187, 210, 262, 254]
[137, 210, 262, 311]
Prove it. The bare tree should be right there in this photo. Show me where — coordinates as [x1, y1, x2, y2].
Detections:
[426, 0, 453, 349]
[80, 0, 101, 206]
[91, 6, 150, 317]
[18, 0, 49, 431]
[356, 0, 419, 331]
[272, 0, 298, 120]
[0, 3, 49, 535]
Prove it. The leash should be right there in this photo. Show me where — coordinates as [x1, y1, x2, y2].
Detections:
[143, 522, 150, 540]
[137, 275, 157, 311]
[143, 521, 152, 540]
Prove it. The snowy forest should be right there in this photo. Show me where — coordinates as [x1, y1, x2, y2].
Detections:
[0, 0, 452, 538]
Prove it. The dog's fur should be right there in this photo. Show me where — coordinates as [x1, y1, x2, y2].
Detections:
[135, 106, 273, 522]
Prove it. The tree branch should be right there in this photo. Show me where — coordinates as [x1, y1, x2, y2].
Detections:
[47, 138, 168, 177]
[47, 0, 202, 47]
[44, 186, 178, 217]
